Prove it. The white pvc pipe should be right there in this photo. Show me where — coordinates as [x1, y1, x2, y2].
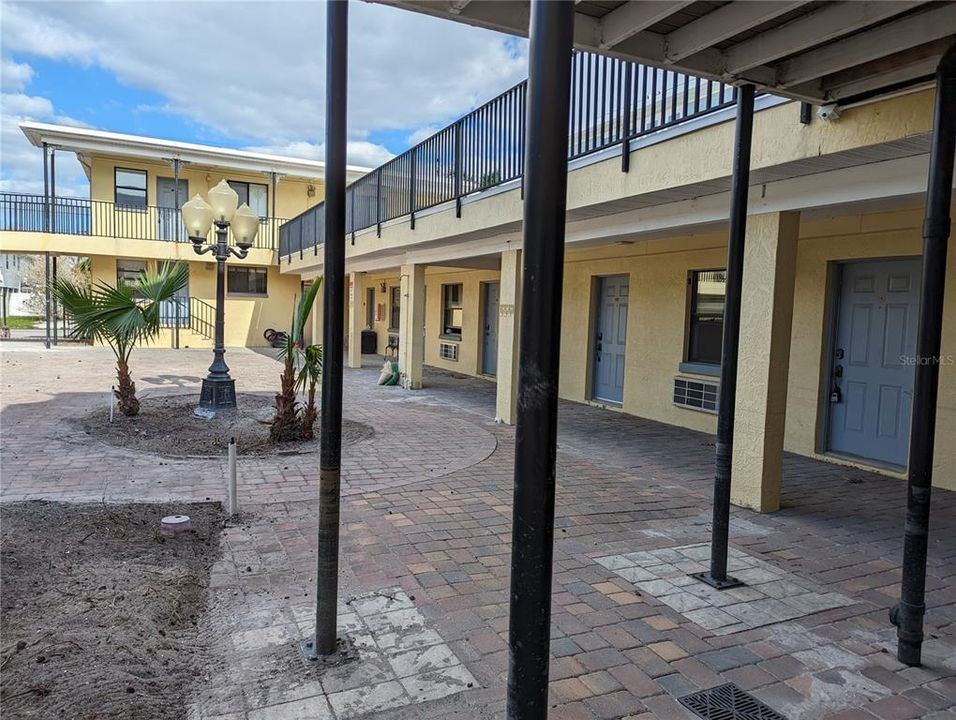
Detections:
[227, 436, 238, 517]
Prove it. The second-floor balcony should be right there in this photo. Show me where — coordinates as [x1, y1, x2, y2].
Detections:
[279, 49, 744, 261]
[0, 192, 287, 250]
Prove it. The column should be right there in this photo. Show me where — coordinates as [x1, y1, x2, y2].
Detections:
[347, 271, 364, 368]
[506, 2, 575, 717]
[311, 275, 324, 351]
[495, 249, 522, 424]
[730, 211, 800, 512]
[314, 0, 348, 658]
[398, 263, 425, 389]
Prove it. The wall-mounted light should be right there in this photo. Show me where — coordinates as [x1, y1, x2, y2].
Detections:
[307, 184, 316, 198]
[379, 282, 387, 294]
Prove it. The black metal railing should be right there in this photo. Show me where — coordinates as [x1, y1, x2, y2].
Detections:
[280, 50, 741, 260]
[158, 296, 216, 340]
[0, 192, 286, 251]
[189, 297, 215, 339]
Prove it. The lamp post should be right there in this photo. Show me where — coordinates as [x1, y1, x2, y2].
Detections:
[181, 179, 259, 417]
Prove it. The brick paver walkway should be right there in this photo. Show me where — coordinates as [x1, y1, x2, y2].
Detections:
[2, 344, 954, 720]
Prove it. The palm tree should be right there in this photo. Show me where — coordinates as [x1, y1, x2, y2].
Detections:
[297, 343, 323, 440]
[271, 277, 323, 441]
[53, 262, 189, 416]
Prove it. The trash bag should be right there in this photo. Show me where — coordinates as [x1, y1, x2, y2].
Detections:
[383, 361, 400, 386]
[377, 360, 401, 386]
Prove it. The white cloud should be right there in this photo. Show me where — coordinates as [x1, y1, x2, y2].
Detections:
[406, 125, 441, 146]
[2, 92, 53, 117]
[0, 1, 528, 175]
[0, 57, 88, 196]
[1, 58, 33, 92]
[243, 139, 394, 169]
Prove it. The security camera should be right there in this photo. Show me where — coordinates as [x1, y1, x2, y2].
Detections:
[816, 103, 841, 122]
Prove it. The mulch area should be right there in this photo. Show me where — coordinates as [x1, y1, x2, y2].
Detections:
[69, 392, 374, 458]
[0, 501, 223, 720]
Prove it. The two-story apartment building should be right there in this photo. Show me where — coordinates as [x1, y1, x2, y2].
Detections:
[2, 37, 953, 505]
[277, 45, 956, 503]
[0, 121, 367, 348]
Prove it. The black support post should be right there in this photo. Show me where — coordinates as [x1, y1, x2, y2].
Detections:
[621, 62, 633, 173]
[409, 148, 416, 230]
[43, 142, 51, 350]
[313, 0, 348, 658]
[271, 172, 278, 250]
[891, 42, 956, 668]
[52, 256, 58, 346]
[506, 3, 575, 719]
[694, 84, 755, 591]
[454, 121, 463, 218]
[51, 147, 58, 346]
[50, 147, 56, 234]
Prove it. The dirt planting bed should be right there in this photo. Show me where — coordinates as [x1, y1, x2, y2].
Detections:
[69, 392, 374, 458]
[0, 501, 223, 720]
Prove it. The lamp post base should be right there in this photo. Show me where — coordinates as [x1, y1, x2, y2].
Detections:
[195, 376, 237, 418]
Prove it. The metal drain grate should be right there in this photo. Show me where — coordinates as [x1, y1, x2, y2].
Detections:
[679, 683, 787, 720]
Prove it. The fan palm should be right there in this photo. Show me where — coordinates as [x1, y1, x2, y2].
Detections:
[297, 343, 324, 440]
[53, 262, 189, 416]
[271, 277, 323, 441]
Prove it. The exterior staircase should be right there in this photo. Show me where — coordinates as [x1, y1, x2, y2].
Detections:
[157, 296, 216, 349]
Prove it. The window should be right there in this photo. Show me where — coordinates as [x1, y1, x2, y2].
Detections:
[115, 168, 147, 209]
[687, 269, 726, 365]
[227, 266, 268, 295]
[227, 181, 268, 219]
[116, 259, 147, 294]
[441, 283, 463, 339]
[389, 286, 401, 331]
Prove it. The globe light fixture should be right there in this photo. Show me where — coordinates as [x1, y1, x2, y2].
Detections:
[182, 194, 214, 243]
[180, 183, 256, 417]
[207, 179, 240, 223]
[231, 203, 260, 250]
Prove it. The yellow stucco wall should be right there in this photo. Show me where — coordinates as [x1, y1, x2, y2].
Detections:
[422, 268, 500, 376]
[346, 267, 500, 374]
[89, 255, 304, 348]
[87, 155, 324, 220]
[285, 88, 937, 276]
[0, 231, 275, 266]
[560, 237, 727, 433]
[386, 206, 954, 489]
[786, 206, 955, 490]
[346, 271, 401, 356]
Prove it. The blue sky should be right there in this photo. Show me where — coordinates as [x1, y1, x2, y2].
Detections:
[20, 58, 243, 146]
[1, 1, 528, 196]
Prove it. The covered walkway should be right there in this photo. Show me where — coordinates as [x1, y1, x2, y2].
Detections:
[2, 346, 954, 718]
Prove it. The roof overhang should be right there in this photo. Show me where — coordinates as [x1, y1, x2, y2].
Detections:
[20, 121, 371, 183]
[370, 1, 956, 105]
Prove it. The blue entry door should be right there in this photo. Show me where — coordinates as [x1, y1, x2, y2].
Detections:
[828, 258, 921, 467]
[592, 275, 629, 404]
[482, 282, 499, 376]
